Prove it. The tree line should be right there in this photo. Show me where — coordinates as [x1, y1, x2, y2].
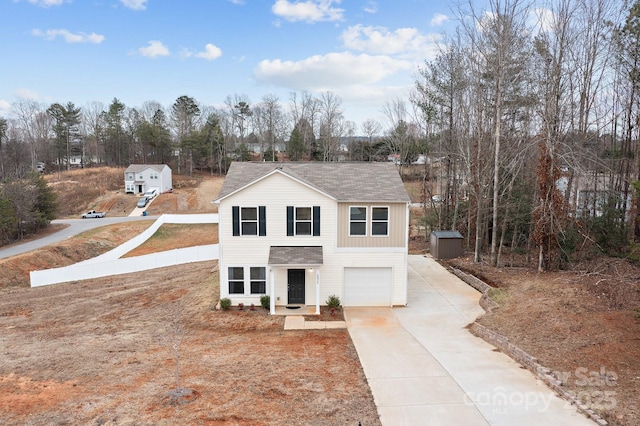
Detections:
[0, 171, 56, 245]
[2, 0, 640, 270]
[412, 0, 640, 270]
[0, 90, 402, 180]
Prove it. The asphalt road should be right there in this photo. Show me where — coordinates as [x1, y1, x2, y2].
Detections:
[0, 216, 157, 260]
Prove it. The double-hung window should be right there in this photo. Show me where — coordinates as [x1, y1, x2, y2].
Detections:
[295, 207, 312, 235]
[287, 206, 320, 236]
[241, 207, 258, 235]
[228, 266, 266, 295]
[232, 206, 266, 236]
[371, 207, 389, 236]
[349, 206, 367, 236]
[228, 267, 244, 294]
[250, 267, 266, 294]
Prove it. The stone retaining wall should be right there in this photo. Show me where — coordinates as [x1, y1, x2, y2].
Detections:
[450, 266, 608, 426]
[450, 267, 498, 313]
[450, 267, 491, 293]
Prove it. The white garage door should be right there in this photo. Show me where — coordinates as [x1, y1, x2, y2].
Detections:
[344, 267, 392, 306]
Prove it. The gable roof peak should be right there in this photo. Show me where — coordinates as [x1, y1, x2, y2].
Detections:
[217, 161, 410, 203]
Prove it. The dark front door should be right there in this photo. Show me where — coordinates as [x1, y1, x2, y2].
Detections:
[287, 269, 305, 305]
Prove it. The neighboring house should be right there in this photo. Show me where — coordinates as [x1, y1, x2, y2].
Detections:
[412, 154, 426, 165]
[557, 171, 633, 218]
[54, 155, 99, 168]
[124, 164, 172, 195]
[387, 154, 401, 165]
[214, 162, 411, 314]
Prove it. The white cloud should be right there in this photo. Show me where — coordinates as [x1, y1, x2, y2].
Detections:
[120, 0, 147, 10]
[196, 43, 222, 60]
[341, 25, 439, 59]
[180, 44, 222, 60]
[138, 40, 170, 58]
[27, 0, 64, 7]
[272, 0, 344, 23]
[254, 51, 410, 90]
[228, 0, 245, 4]
[14, 88, 40, 101]
[430, 13, 449, 27]
[0, 99, 10, 114]
[363, 1, 377, 14]
[31, 28, 105, 43]
[532, 7, 555, 32]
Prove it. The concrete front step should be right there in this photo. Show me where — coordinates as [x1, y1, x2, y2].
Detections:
[283, 316, 346, 330]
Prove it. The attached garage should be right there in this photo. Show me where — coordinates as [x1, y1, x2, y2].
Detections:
[343, 267, 392, 306]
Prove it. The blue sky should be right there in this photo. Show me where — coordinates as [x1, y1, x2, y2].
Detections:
[1, 0, 455, 127]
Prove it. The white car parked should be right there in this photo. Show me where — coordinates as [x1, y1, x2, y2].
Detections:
[143, 189, 158, 199]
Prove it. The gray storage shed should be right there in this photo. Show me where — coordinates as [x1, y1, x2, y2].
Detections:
[430, 231, 464, 260]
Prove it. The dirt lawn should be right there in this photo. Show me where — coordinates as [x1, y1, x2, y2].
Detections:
[0, 172, 379, 425]
[0, 261, 379, 425]
[5, 170, 640, 425]
[444, 254, 640, 426]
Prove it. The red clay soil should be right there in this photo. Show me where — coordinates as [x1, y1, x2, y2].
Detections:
[11, 173, 638, 424]
[0, 261, 380, 425]
[445, 254, 640, 426]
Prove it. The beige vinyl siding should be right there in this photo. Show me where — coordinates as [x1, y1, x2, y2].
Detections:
[219, 172, 335, 243]
[218, 172, 408, 307]
[337, 202, 407, 248]
[218, 173, 337, 304]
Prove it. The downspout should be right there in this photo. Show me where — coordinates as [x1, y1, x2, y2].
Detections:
[404, 202, 409, 306]
[269, 268, 275, 315]
[315, 270, 320, 315]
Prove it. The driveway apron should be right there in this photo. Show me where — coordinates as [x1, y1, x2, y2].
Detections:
[344, 255, 595, 426]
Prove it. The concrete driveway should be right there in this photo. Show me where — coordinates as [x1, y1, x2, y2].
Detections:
[344, 255, 595, 426]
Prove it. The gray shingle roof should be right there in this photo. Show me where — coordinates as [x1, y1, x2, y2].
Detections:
[431, 231, 463, 239]
[217, 162, 410, 203]
[124, 164, 170, 173]
[268, 246, 323, 266]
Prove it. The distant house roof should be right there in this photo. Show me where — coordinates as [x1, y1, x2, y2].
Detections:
[124, 164, 170, 173]
[216, 162, 411, 203]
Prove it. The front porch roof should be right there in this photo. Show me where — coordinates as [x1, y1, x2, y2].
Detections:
[268, 246, 323, 266]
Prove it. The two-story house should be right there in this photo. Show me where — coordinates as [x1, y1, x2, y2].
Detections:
[214, 162, 411, 314]
[124, 164, 172, 195]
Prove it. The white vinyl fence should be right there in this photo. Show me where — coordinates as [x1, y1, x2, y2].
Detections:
[30, 214, 219, 287]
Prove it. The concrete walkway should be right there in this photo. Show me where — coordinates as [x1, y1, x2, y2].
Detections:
[30, 214, 219, 287]
[283, 316, 346, 330]
[344, 255, 595, 426]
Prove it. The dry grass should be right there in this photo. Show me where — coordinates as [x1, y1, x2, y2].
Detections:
[1, 171, 223, 288]
[1, 171, 380, 424]
[404, 181, 424, 203]
[0, 221, 222, 288]
[448, 256, 640, 426]
[0, 221, 154, 288]
[0, 262, 380, 425]
[45, 168, 224, 218]
[46, 167, 126, 217]
[123, 224, 218, 257]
